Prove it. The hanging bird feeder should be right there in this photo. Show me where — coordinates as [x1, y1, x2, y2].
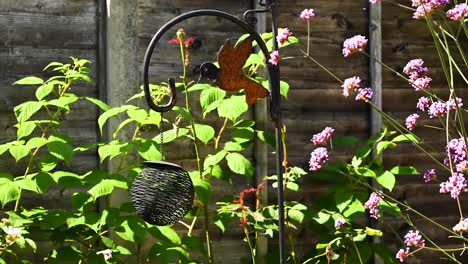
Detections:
[131, 1, 287, 263]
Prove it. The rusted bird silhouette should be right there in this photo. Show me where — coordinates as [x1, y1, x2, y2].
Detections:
[200, 36, 269, 106]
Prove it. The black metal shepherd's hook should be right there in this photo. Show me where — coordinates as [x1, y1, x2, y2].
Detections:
[141, 2, 286, 263]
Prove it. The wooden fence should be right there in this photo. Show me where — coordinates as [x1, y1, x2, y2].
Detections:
[1, 0, 467, 263]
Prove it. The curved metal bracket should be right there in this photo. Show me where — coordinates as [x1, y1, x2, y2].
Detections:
[142, 9, 281, 126]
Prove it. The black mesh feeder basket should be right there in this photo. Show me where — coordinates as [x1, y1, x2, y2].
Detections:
[131, 161, 194, 226]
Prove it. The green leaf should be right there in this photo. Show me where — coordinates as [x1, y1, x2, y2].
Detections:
[26, 137, 48, 149]
[191, 177, 212, 203]
[47, 137, 73, 163]
[343, 199, 365, 218]
[153, 226, 181, 244]
[43, 61, 63, 71]
[351, 156, 362, 168]
[88, 179, 128, 201]
[285, 182, 299, 191]
[137, 140, 162, 161]
[244, 53, 265, 67]
[98, 105, 133, 134]
[354, 167, 376, 178]
[390, 166, 418, 175]
[376, 141, 396, 155]
[232, 127, 254, 143]
[256, 130, 275, 147]
[193, 124, 215, 144]
[223, 141, 244, 151]
[226, 152, 254, 178]
[280, 81, 289, 98]
[288, 209, 304, 223]
[0, 144, 8, 157]
[84, 97, 110, 111]
[14, 76, 44, 85]
[46, 93, 79, 110]
[0, 180, 19, 207]
[334, 136, 360, 146]
[98, 141, 129, 163]
[173, 106, 193, 121]
[16, 121, 37, 139]
[365, 226, 383, 237]
[217, 95, 248, 122]
[182, 236, 207, 257]
[313, 211, 330, 224]
[25, 238, 37, 252]
[39, 154, 58, 172]
[377, 170, 396, 191]
[153, 128, 189, 144]
[14, 101, 43, 123]
[9, 144, 30, 162]
[200, 87, 226, 116]
[392, 133, 421, 143]
[203, 150, 227, 169]
[336, 191, 353, 213]
[35, 83, 54, 100]
[127, 108, 148, 124]
[372, 244, 400, 264]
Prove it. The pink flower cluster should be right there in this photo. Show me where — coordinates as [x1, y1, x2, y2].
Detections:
[447, 3, 468, 21]
[364, 192, 382, 219]
[334, 218, 346, 228]
[300, 9, 316, 20]
[309, 147, 329, 171]
[446, 97, 463, 110]
[423, 169, 437, 182]
[445, 138, 467, 166]
[404, 230, 425, 248]
[269, 51, 280, 65]
[405, 113, 419, 131]
[396, 248, 410, 262]
[311, 127, 335, 145]
[342, 35, 368, 57]
[456, 160, 468, 173]
[341, 76, 361, 97]
[440, 172, 467, 199]
[355, 87, 373, 102]
[428, 101, 446, 118]
[403, 59, 431, 91]
[452, 218, 468, 233]
[277, 28, 293, 46]
[416, 96, 430, 111]
[369, 0, 382, 3]
[412, 0, 450, 19]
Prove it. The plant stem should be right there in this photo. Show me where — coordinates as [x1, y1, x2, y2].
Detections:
[215, 118, 229, 150]
[299, 49, 343, 83]
[351, 239, 364, 264]
[178, 38, 214, 264]
[245, 228, 257, 264]
[306, 20, 310, 56]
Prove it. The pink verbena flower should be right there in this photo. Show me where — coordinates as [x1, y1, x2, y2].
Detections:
[411, 76, 432, 91]
[413, 0, 450, 19]
[447, 97, 463, 110]
[440, 172, 467, 199]
[417, 96, 430, 111]
[355, 87, 373, 102]
[369, 0, 381, 3]
[445, 138, 467, 165]
[423, 169, 437, 182]
[309, 147, 329, 171]
[405, 113, 419, 131]
[428, 101, 446, 118]
[277, 28, 293, 46]
[311, 127, 335, 145]
[403, 58, 428, 80]
[342, 35, 368, 57]
[456, 160, 468, 173]
[364, 192, 382, 219]
[341, 76, 361, 97]
[300, 9, 316, 20]
[334, 218, 346, 228]
[404, 230, 425, 248]
[269, 51, 280, 65]
[447, 4, 468, 21]
[453, 218, 468, 233]
[396, 248, 410, 262]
